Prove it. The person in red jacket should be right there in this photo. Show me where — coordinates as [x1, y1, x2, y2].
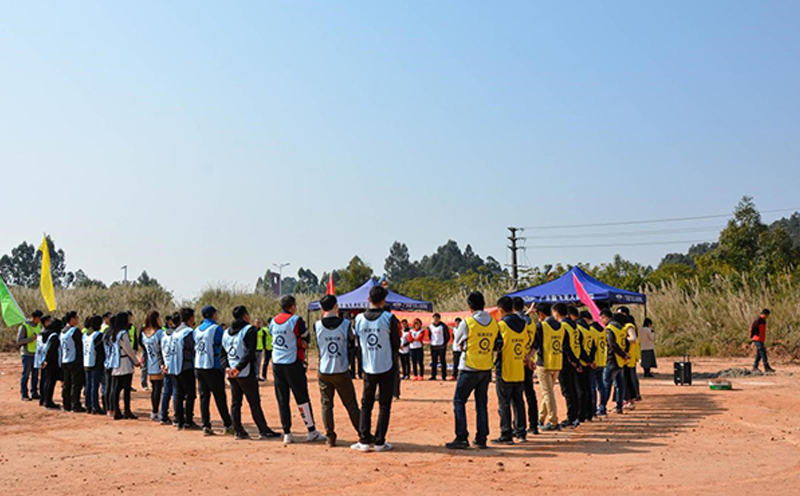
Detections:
[751, 309, 775, 373]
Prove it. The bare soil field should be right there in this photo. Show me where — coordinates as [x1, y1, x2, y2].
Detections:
[1, 354, 798, 496]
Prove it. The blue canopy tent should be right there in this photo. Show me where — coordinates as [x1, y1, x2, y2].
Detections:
[308, 278, 434, 312]
[506, 267, 646, 306]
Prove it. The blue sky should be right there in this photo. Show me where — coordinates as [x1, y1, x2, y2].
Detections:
[2, 1, 799, 299]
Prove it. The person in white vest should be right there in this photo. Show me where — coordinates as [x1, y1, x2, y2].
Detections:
[60, 310, 85, 412]
[315, 295, 361, 447]
[82, 315, 106, 415]
[193, 305, 234, 436]
[269, 295, 325, 444]
[427, 313, 451, 381]
[351, 285, 401, 453]
[221, 305, 281, 441]
[451, 317, 463, 381]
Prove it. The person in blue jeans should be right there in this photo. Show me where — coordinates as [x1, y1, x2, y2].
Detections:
[82, 315, 106, 414]
[598, 309, 630, 415]
[446, 292, 499, 450]
[16, 310, 44, 401]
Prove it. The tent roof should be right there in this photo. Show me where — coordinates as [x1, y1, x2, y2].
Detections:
[308, 278, 434, 312]
[506, 267, 646, 305]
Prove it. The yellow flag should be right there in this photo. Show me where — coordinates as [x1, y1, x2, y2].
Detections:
[39, 235, 56, 312]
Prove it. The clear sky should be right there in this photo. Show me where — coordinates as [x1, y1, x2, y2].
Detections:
[2, 1, 799, 299]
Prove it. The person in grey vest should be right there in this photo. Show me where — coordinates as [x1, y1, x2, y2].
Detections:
[351, 285, 400, 453]
[315, 295, 361, 447]
[60, 310, 85, 412]
[82, 315, 106, 415]
[34, 314, 52, 406]
[193, 305, 234, 436]
[17, 309, 44, 401]
[172, 308, 200, 430]
[221, 305, 280, 441]
[269, 295, 325, 444]
[158, 313, 179, 426]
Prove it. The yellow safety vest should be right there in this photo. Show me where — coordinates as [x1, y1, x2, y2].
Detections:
[607, 323, 628, 368]
[464, 316, 499, 371]
[577, 322, 593, 367]
[562, 320, 581, 362]
[541, 319, 565, 371]
[592, 324, 607, 367]
[128, 325, 137, 349]
[256, 327, 265, 351]
[23, 322, 41, 353]
[498, 320, 529, 382]
[623, 323, 640, 367]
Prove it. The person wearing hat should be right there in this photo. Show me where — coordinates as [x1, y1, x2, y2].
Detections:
[17, 309, 44, 401]
[194, 304, 234, 436]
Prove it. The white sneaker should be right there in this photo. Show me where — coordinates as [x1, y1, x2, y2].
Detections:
[306, 430, 326, 443]
[350, 442, 372, 452]
[283, 433, 293, 444]
[373, 442, 393, 452]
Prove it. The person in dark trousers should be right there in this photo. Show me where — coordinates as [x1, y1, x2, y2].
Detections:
[141, 311, 166, 422]
[40, 318, 63, 410]
[193, 305, 234, 436]
[351, 285, 400, 452]
[261, 317, 273, 380]
[492, 297, 532, 444]
[315, 295, 361, 447]
[59, 311, 85, 412]
[573, 309, 597, 422]
[399, 319, 411, 380]
[451, 317, 463, 380]
[513, 297, 538, 434]
[221, 305, 280, 441]
[269, 295, 325, 444]
[587, 312, 607, 417]
[34, 315, 53, 406]
[751, 309, 774, 372]
[17, 309, 43, 401]
[102, 313, 118, 415]
[82, 315, 106, 415]
[446, 292, 500, 450]
[553, 303, 582, 429]
[159, 313, 178, 425]
[348, 314, 363, 380]
[408, 318, 425, 380]
[172, 308, 200, 430]
[427, 314, 450, 381]
[599, 309, 630, 415]
[108, 312, 140, 420]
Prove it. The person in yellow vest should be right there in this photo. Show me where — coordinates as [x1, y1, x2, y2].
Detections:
[529, 302, 565, 431]
[553, 303, 583, 429]
[261, 317, 273, 381]
[253, 318, 265, 381]
[617, 309, 641, 408]
[570, 307, 596, 423]
[583, 311, 607, 418]
[446, 292, 499, 450]
[492, 296, 532, 445]
[16, 309, 44, 401]
[598, 309, 630, 415]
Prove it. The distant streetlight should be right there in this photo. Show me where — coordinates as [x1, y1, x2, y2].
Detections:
[121, 265, 128, 283]
[273, 262, 290, 296]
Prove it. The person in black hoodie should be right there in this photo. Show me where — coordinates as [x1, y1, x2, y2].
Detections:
[40, 318, 63, 410]
[221, 305, 280, 441]
[553, 303, 582, 429]
[573, 309, 596, 423]
[492, 297, 531, 444]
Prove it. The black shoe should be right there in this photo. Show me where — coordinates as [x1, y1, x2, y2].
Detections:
[21, 396, 32, 402]
[73, 406, 87, 413]
[260, 428, 281, 438]
[95, 408, 107, 415]
[445, 439, 469, 450]
[184, 422, 201, 430]
[114, 411, 124, 420]
[45, 403, 61, 410]
[473, 441, 488, 450]
[491, 437, 514, 445]
[428, 377, 436, 381]
[160, 417, 172, 426]
[765, 367, 776, 373]
[528, 427, 539, 435]
[235, 432, 251, 441]
[31, 393, 41, 400]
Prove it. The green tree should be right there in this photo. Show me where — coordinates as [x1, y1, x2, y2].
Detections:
[73, 269, 107, 289]
[337, 256, 374, 293]
[134, 270, 162, 289]
[715, 196, 767, 272]
[0, 236, 74, 288]
[294, 267, 319, 294]
[384, 242, 416, 283]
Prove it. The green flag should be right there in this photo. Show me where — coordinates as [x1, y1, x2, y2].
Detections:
[0, 274, 26, 327]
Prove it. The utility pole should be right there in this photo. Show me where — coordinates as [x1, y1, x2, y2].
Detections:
[121, 265, 128, 284]
[273, 262, 290, 296]
[508, 227, 521, 290]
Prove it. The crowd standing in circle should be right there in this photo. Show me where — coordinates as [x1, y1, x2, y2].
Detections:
[15, 286, 671, 451]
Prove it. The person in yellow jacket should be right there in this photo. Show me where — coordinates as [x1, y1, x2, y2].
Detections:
[253, 318, 265, 381]
[491, 297, 532, 445]
[529, 302, 566, 431]
[599, 309, 630, 415]
[446, 292, 499, 450]
[617, 308, 641, 408]
[16, 309, 44, 401]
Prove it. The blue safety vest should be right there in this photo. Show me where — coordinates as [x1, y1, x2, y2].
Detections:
[82, 331, 102, 368]
[105, 332, 125, 370]
[34, 335, 47, 368]
[169, 326, 193, 374]
[161, 331, 175, 373]
[355, 312, 394, 375]
[60, 326, 78, 365]
[269, 315, 300, 365]
[141, 329, 164, 375]
[193, 322, 221, 370]
[316, 319, 351, 375]
[222, 325, 252, 378]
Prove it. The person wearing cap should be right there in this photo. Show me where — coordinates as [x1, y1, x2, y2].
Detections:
[315, 295, 361, 447]
[194, 304, 234, 436]
[17, 309, 44, 401]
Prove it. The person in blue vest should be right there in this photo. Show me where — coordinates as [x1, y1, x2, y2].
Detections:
[269, 295, 325, 444]
[16, 309, 44, 402]
[40, 318, 63, 410]
[315, 295, 361, 447]
[158, 313, 178, 426]
[60, 310, 85, 412]
[107, 312, 140, 420]
[193, 305, 234, 436]
[170, 308, 200, 430]
[102, 313, 118, 415]
[82, 315, 106, 415]
[351, 285, 400, 453]
[221, 305, 281, 441]
[141, 311, 167, 422]
[34, 314, 52, 406]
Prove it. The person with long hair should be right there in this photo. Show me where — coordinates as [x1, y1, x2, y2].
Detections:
[107, 312, 140, 420]
[39, 318, 63, 410]
[398, 319, 411, 380]
[102, 313, 118, 415]
[640, 318, 657, 378]
[141, 310, 166, 421]
[82, 315, 105, 415]
[409, 318, 425, 380]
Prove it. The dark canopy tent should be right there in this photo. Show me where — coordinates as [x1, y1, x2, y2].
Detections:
[506, 267, 646, 305]
[308, 278, 434, 312]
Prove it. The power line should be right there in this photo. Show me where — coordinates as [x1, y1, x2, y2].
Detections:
[526, 239, 714, 249]
[520, 207, 800, 230]
[540, 225, 724, 239]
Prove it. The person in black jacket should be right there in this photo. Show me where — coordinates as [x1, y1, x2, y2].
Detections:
[40, 319, 63, 410]
[83, 315, 106, 415]
[60, 311, 85, 412]
[427, 314, 451, 381]
[221, 305, 280, 441]
[553, 303, 582, 429]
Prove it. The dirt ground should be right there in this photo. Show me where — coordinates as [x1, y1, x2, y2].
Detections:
[1, 354, 798, 496]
